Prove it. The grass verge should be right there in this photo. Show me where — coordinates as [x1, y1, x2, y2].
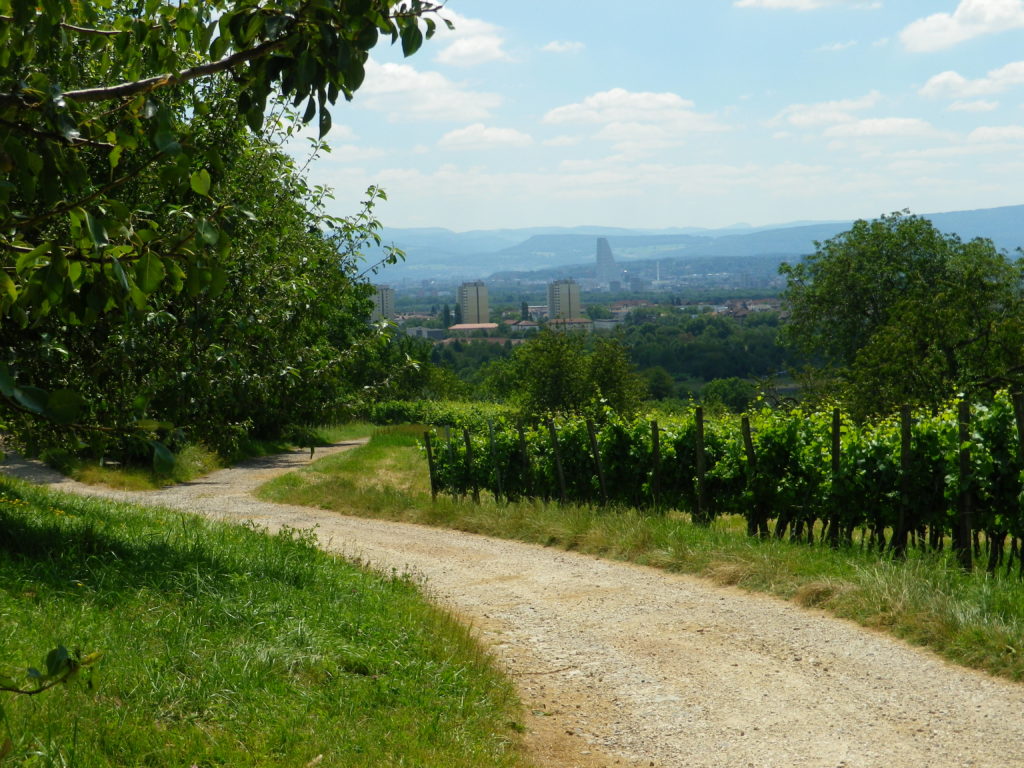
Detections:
[0, 475, 527, 767]
[258, 424, 1024, 683]
[40, 423, 373, 491]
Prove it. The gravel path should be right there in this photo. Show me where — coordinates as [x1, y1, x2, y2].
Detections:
[4, 445, 1024, 768]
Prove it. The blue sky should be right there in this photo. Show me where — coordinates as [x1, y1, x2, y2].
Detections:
[297, 0, 1024, 231]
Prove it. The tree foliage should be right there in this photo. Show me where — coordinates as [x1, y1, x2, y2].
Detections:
[780, 212, 1024, 417]
[0, 0, 445, 457]
[482, 331, 647, 418]
[1, 0, 444, 326]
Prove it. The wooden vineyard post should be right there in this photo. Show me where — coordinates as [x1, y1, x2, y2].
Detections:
[741, 415, 764, 537]
[517, 425, 533, 500]
[586, 419, 608, 506]
[828, 408, 842, 547]
[694, 406, 708, 525]
[1010, 393, 1024, 576]
[893, 406, 912, 559]
[1012, 392, 1024, 458]
[955, 401, 973, 571]
[424, 431, 438, 501]
[547, 419, 567, 505]
[651, 420, 661, 510]
[463, 427, 480, 505]
[488, 419, 504, 503]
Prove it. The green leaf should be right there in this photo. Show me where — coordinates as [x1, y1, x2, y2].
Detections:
[46, 389, 86, 425]
[0, 271, 16, 303]
[400, 21, 423, 57]
[154, 129, 181, 155]
[190, 169, 211, 197]
[318, 106, 332, 139]
[44, 646, 70, 678]
[15, 242, 50, 274]
[0, 364, 14, 399]
[134, 252, 166, 293]
[85, 212, 109, 248]
[208, 265, 228, 297]
[109, 258, 130, 293]
[13, 386, 48, 414]
[197, 219, 219, 246]
[148, 440, 175, 474]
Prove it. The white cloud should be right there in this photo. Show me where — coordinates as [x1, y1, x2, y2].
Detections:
[901, 0, 1024, 52]
[968, 124, 1024, 142]
[919, 61, 1024, 98]
[818, 40, 857, 51]
[359, 60, 501, 122]
[438, 123, 533, 150]
[543, 135, 582, 147]
[949, 99, 1000, 111]
[432, 10, 511, 67]
[823, 117, 936, 137]
[542, 40, 585, 54]
[543, 88, 726, 133]
[773, 91, 881, 127]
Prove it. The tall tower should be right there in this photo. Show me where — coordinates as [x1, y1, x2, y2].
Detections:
[595, 237, 617, 285]
[371, 284, 394, 321]
[457, 281, 489, 324]
[547, 279, 581, 321]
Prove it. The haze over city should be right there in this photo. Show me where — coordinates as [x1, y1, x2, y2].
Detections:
[294, 0, 1024, 232]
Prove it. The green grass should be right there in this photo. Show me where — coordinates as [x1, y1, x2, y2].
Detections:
[0, 475, 527, 767]
[41, 424, 372, 491]
[259, 424, 1024, 683]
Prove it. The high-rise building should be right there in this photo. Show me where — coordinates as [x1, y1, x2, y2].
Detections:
[547, 279, 581, 321]
[371, 284, 395, 321]
[595, 237, 618, 285]
[457, 281, 489, 324]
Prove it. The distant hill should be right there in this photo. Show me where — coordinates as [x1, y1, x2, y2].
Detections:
[363, 205, 1024, 282]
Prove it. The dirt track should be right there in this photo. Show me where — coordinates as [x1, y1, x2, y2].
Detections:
[4, 445, 1024, 768]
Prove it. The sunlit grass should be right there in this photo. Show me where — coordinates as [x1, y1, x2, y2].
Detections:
[260, 424, 1024, 682]
[0, 476, 528, 767]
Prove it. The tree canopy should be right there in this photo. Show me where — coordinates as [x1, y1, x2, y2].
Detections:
[1, 0, 445, 458]
[481, 332, 647, 418]
[1, 0, 444, 328]
[780, 211, 1024, 417]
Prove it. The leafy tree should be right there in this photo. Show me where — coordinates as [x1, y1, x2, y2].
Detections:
[642, 366, 676, 400]
[588, 337, 647, 414]
[489, 331, 645, 418]
[702, 377, 755, 413]
[1, 0, 444, 325]
[780, 211, 1024, 417]
[0, 0, 445, 451]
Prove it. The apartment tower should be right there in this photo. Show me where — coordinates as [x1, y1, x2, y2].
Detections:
[457, 281, 489, 324]
[547, 279, 581, 320]
[371, 284, 395, 321]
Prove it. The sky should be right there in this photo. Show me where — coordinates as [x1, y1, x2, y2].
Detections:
[294, 0, 1024, 232]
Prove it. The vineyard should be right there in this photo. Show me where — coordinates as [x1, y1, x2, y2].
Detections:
[385, 394, 1024, 575]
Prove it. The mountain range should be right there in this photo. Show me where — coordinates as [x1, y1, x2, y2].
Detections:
[365, 204, 1024, 283]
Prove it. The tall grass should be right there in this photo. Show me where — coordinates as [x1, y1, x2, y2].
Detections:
[0, 475, 527, 767]
[259, 425, 1024, 682]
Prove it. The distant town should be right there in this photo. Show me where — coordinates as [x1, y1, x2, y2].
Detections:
[371, 236, 783, 345]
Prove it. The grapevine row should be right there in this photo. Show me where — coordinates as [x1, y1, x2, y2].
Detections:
[417, 393, 1024, 573]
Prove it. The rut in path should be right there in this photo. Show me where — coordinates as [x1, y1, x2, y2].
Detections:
[4, 445, 1024, 768]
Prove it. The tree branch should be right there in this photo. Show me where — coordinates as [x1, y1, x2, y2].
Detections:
[0, 14, 132, 36]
